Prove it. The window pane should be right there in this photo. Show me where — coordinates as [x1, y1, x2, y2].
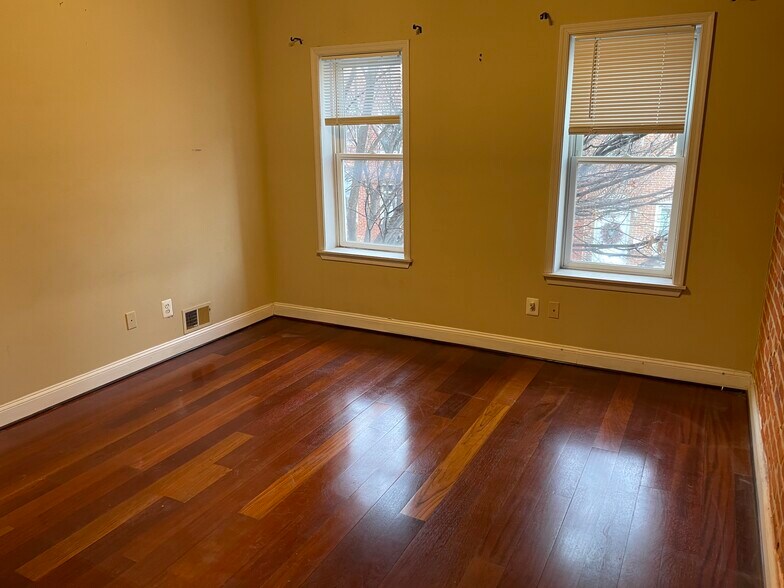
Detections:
[569, 162, 676, 270]
[341, 124, 402, 154]
[580, 133, 679, 157]
[342, 159, 404, 247]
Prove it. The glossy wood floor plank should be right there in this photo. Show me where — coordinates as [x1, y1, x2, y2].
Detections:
[0, 318, 762, 587]
[401, 359, 542, 521]
[240, 402, 391, 520]
[384, 372, 571, 587]
[594, 375, 639, 452]
[16, 432, 252, 581]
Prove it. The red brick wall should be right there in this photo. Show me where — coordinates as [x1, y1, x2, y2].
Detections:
[754, 173, 784, 582]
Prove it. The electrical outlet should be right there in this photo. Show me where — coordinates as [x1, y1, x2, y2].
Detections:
[548, 301, 560, 319]
[125, 311, 137, 330]
[162, 299, 174, 318]
[526, 297, 539, 316]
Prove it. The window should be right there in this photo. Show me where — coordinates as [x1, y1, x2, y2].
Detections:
[545, 15, 714, 295]
[312, 42, 410, 268]
[565, 134, 681, 272]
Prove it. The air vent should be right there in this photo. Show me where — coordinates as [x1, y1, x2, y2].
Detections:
[182, 302, 211, 334]
[184, 309, 198, 330]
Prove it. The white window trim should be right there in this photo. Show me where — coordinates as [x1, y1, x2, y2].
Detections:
[544, 13, 715, 296]
[310, 40, 411, 269]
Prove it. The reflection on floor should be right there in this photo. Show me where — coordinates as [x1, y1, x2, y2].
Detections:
[0, 318, 762, 586]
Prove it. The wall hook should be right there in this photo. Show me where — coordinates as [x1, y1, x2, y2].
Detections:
[412, 24, 423, 35]
[539, 12, 552, 25]
[289, 36, 303, 45]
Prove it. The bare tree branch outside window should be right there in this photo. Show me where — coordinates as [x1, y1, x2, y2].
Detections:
[569, 133, 678, 269]
[338, 64, 404, 247]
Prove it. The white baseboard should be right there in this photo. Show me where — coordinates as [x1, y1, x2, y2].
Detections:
[749, 380, 782, 588]
[1, 300, 752, 430]
[0, 303, 274, 429]
[273, 303, 752, 390]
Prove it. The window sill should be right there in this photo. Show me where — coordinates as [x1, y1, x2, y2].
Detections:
[544, 269, 685, 297]
[318, 247, 412, 269]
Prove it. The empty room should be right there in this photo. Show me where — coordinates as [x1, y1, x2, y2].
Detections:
[1, 0, 784, 586]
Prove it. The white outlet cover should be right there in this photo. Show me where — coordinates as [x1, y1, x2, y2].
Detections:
[162, 299, 174, 318]
[526, 297, 539, 317]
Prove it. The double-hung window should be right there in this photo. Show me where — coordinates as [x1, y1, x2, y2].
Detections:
[546, 15, 714, 295]
[312, 41, 410, 268]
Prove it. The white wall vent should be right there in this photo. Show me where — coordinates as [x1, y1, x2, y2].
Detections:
[182, 302, 211, 334]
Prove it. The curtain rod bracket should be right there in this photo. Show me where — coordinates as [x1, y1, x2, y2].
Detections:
[539, 12, 552, 25]
[289, 37, 303, 46]
[412, 24, 423, 35]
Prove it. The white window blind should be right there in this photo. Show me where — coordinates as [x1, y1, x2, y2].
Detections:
[568, 26, 697, 135]
[320, 52, 402, 126]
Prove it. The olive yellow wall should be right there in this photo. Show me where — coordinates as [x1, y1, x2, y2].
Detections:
[255, 0, 784, 371]
[2, 0, 782, 410]
[0, 0, 271, 405]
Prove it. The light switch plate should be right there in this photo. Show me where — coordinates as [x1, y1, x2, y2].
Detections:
[548, 301, 560, 319]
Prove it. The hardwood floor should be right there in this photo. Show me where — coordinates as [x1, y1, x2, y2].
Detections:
[0, 318, 762, 586]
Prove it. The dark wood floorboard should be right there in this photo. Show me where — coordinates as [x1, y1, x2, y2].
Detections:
[0, 317, 763, 587]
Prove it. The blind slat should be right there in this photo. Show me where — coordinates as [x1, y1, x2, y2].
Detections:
[324, 115, 400, 127]
[320, 52, 403, 122]
[568, 26, 697, 135]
